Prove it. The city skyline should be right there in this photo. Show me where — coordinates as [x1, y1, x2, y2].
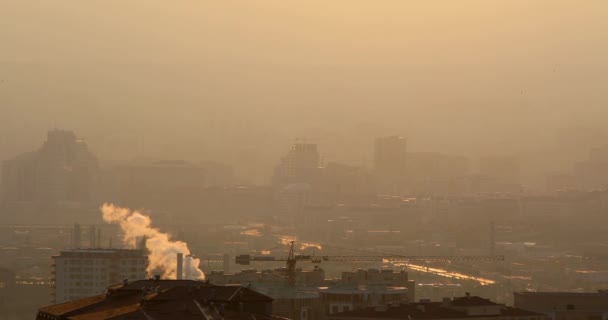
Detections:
[1, 1, 608, 319]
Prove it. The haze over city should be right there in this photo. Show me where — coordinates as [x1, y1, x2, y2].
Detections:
[1, 1, 608, 320]
[2, 1, 608, 184]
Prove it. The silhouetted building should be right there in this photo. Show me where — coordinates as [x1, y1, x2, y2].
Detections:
[37, 279, 277, 320]
[1, 129, 99, 204]
[274, 143, 322, 186]
[327, 294, 544, 320]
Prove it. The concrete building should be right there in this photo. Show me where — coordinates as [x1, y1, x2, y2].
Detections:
[321, 269, 415, 316]
[327, 294, 544, 320]
[208, 267, 325, 320]
[320, 286, 410, 316]
[207, 268, 415, 320]
[37, 279, 277, 320]
[52, 249, 148, 303]
[514, 291, 608, 320]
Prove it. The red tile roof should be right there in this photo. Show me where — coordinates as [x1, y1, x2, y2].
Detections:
[37, 280, 275, 320]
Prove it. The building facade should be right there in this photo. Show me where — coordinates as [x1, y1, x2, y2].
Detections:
[52, 249, 148, 303]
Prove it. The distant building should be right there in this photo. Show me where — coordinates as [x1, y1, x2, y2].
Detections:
[37, 279, 277, 320]
[207, 266, 326, 287]
[1, 129, 99, 204]
[328, 294, 544, 320]
[207, 268, 414, 320]
[208, 267, 325, 320]
[405, 152, 469, 195]
[374, 136, 407, 194]
[514, 291, 608, 320]
[200, 160, 235, 187]
[314, 162, 375, 202]
[274, 143, 322, 186]
[574, 145, 608, 190]
[52, 249, 148, 303]
[321, 269, 415, 316]
[113, 159, 206, 196]
[479, 156, 520, 185]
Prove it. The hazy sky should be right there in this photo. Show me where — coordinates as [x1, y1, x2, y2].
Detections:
[1, 1, 607, 182]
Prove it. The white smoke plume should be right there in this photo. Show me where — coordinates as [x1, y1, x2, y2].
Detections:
[101, 203, 205, 280]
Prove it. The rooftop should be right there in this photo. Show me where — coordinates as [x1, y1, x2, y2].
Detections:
[514, 290, 608, 297]
[37, 279, 275, 320]
[330, 301, 541, 319]
[450, 296, 499, 307]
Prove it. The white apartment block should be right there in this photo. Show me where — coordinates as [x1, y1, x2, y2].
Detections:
[52, 249, 148, 303]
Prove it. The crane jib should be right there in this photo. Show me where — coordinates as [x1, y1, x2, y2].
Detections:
[235, 254, 504, 265]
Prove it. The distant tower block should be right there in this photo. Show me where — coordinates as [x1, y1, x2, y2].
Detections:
[176, 253, 183, 280]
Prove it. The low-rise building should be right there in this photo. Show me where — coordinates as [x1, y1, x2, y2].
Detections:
[320, 285, 410, 316]
[52, 249, 148, 303]
[321, 269, 415, 316]
[327, 294, 544, 320]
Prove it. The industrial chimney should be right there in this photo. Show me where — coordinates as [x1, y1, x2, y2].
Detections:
[176, 253, 183, 280]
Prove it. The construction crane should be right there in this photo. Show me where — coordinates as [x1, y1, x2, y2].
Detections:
[235, 241, 504, 287]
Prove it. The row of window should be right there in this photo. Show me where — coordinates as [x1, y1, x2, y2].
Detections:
[62, 258, 145, 266]
[62, 259, 107, 265]
[69, 274, 108, 280]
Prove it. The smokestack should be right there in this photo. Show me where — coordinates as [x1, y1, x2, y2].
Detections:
[176, 253, 183, 280]
[184, 255, 192, 280]
[101, 204, 206, 280]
